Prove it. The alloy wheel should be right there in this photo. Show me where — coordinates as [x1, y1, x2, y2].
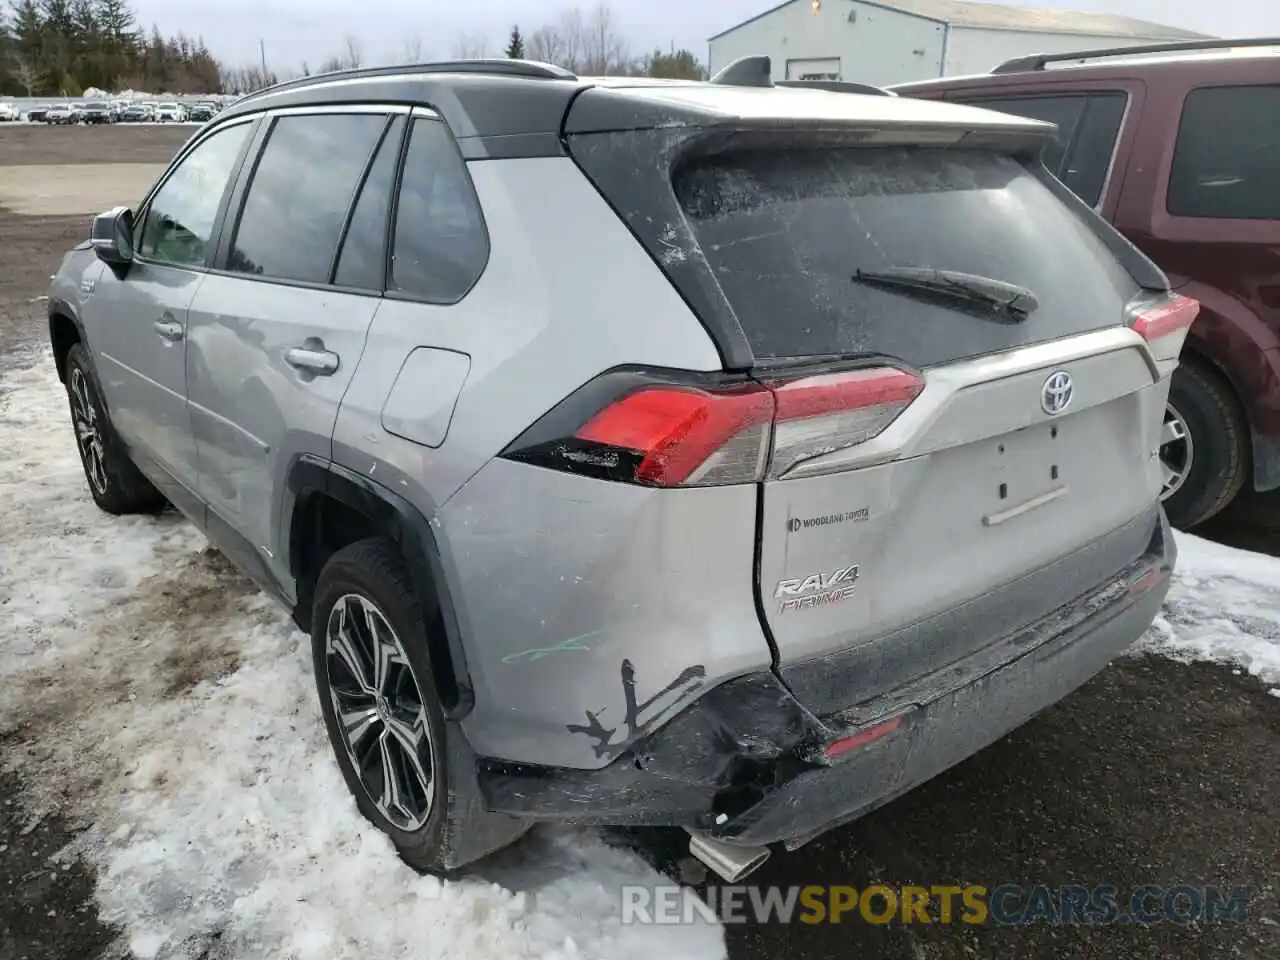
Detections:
[325, 594, 437, 831]
[1159, 401, 1194, 501]
[69, 367, 108, 495]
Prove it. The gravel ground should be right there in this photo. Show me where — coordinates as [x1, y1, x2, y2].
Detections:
[1, 125, 1278, 960]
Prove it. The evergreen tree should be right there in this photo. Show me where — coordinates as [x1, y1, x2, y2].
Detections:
[504, 24, 525, 59]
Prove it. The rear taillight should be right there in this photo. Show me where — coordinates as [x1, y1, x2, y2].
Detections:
[575, 384, 774, 486]
[1132, 294, 1199, 362]
[502, 365, 923, 487]
[767, 368, 923, 478]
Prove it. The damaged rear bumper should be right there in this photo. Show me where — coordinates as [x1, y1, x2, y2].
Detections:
[476, 508, 1175, 846]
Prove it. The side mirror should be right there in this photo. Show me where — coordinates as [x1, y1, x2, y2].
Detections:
[90, 206, 135, 267]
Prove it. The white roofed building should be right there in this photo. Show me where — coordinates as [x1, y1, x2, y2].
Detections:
[708, 0, 1211, 86]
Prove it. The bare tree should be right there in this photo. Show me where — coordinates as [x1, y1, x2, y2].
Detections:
[401, 33, 424, 64]
[581, 3, 628, 74]
[343, 34, 364, 69]
[559, 8, 585, 72]
[527, 25, 565, 67]
[11, 54, 43, 96]
[451, 32, 488, 59]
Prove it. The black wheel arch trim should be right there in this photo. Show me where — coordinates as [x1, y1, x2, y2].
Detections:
[48, 297, 88, 382]
[286, 454, 475, 719]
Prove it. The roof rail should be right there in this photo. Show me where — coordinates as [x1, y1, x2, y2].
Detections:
[241, 58, 577, 102]
[993, 36, 1280, 74]
[775, 79, 896, 96]
[711, 55, 774, 87]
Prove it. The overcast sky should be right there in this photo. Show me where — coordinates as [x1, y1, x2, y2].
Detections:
[130, 0, 1273, 71]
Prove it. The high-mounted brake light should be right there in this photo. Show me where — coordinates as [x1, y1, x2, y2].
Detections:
[503, 365, 924, 487]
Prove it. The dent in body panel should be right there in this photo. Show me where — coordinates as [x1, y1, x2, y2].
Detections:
[185, 277, 379, 584]
[441, 457, 770, 771]
[380, 347, 471, 448]
[330, 155, 722, 509]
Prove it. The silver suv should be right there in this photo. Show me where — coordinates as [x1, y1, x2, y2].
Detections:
[48, 58, 1189, 879]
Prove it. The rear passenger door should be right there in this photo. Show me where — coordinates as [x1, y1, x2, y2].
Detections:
[949, 88, 1133, 215]
[185, 106, 405, 590]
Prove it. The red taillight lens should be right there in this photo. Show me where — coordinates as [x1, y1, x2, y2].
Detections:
[575, 385, 774, 487]
[503, 365, 924, 487]
[1132, 294, 1199, 361]
[1132, 294, 1199, 341]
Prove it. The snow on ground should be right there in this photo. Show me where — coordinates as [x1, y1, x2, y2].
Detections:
[0, 351, 724, 960]
[1138, 533, 1280, 695]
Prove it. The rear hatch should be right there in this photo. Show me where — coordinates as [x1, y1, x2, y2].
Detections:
[565, 85, 1188, 715]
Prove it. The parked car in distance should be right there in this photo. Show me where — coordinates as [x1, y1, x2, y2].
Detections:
[117, 103, 154, 123]
[45, 104, 77, 124]
[894, 37, 1280, 529]
[0, 101, 17, 122]
[80, 101, 115, 124]
[154, 101, 186, 122]
[48, 56, 1188, 881]
[186, 102, 217, 122]
[25, 104, 51, 122]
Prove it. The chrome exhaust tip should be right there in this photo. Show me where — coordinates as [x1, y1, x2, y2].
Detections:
[686, 831, 771, 883]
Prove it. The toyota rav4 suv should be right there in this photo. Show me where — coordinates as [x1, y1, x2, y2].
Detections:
[48, 57, 1187, 879]
[895, 37, 1280, 530]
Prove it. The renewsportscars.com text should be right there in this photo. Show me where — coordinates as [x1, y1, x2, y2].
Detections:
[622, 883, 1253, 926]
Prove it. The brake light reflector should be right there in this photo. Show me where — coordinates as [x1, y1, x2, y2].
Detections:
[575, 385, 774, 486]
[824, 715, 904, 760]
[1132, 294, 1199, 342]
[768, 368, 924, 478]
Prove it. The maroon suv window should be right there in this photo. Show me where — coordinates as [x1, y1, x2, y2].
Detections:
[1168, 85, 1280, 220]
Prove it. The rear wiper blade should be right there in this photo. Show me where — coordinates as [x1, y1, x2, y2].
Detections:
[852, 267, 1040, 321]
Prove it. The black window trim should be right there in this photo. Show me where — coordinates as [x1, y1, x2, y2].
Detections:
[951, 90, 1131, 211]
[328, 115, 404, 286]
[130, 114, 262, 273]
[207, 103, 411, 294]
[381, 105, 492, 307]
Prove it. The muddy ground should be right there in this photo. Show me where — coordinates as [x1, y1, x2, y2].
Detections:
[1, 124, 1278, 960]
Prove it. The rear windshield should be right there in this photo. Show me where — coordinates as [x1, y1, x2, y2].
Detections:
[674, 147, 1138, 367]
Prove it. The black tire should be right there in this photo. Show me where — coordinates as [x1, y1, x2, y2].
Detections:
[64, 344, 166, 515]
[1162, 358, 1250, 529]
[311, 538, 528, 875]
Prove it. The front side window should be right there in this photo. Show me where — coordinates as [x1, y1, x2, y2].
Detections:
[228, 112, 389, 283]
[137, 121, 251, 267]
[388, 118, 488, 302]
[1168, 85, 1280, 220]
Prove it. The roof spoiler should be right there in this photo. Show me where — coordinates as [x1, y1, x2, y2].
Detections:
[776, 79, 895, 97]
[993, 36, 1280, 74]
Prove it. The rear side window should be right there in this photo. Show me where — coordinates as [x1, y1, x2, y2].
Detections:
[961, 95, 1085, 174]
[388, 118, 488, 303]
[228, 112, 389, 283]
[675, 147, 1139, 367]
[333, 116, 405, 290]
[1058, 93, 1126, 206]
[1168, 85, 1280, 220]
[959, 93, 1125, 206]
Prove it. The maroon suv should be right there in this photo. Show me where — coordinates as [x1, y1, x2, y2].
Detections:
[894, 38, 1280, 529]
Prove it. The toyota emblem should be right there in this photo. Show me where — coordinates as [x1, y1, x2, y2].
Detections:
[1041, 370, 1074, 416]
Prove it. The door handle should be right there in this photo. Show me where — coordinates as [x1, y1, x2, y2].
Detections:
[153, 319, 184, 342]
[285, 346, 340, 376]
